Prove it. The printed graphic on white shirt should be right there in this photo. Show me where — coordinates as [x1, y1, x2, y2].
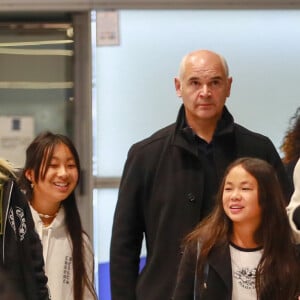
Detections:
[233, 266, 256, 290]
[230, 244, 262, 300]
[63, 256, 72, 285]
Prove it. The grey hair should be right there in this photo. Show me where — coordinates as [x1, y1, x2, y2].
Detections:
[178, 50, 230, 80]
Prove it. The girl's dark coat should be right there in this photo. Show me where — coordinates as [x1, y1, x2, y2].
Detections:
[1, 179, 49, 300]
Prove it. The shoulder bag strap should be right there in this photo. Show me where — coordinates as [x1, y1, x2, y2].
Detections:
[194, 241, 209, 300]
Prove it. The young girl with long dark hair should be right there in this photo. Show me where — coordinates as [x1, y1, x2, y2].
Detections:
[173, 157, 300, 300]
[19, 131, 97, 300]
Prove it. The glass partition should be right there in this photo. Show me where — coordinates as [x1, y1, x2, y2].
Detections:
[0, 21, 74, 167]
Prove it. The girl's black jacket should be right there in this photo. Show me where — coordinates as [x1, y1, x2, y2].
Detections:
[0, 178, 49, 300]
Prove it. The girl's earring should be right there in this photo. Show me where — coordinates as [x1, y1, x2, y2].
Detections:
[30, 182, 34, 189]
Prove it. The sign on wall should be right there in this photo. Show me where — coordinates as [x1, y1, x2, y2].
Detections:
[96, 10, 120, 46]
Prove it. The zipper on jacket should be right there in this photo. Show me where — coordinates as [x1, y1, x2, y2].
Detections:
[2, 180, 13, 264]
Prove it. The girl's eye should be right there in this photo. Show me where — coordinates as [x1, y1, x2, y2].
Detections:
[242, 187, 251, 191]
[49, 164, 58, 168]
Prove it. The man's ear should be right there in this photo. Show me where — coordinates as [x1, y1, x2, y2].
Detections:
[226, 77, 233, 97]
[174, 77, 182, 97]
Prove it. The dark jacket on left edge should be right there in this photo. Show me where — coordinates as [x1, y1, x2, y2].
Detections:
[0, 178, 49, 300]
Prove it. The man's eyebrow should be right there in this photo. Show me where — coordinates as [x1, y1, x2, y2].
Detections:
[187, 76, 200, 81]
[187, 75, 224, 81]
[210, 76, 223, 80]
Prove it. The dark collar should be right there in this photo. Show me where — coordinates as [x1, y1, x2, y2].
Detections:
[176, 104, 234, 139]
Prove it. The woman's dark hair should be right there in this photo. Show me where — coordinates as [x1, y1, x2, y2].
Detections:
[18, 131, 97, 300]
[185, 157, 300, 300]
[281, 107, 300, 164]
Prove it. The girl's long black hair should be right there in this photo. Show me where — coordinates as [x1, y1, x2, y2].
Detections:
[19, 131, 97, 300]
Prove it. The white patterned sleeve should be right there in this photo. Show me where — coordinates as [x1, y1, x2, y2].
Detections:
[287, 158, 300, 243]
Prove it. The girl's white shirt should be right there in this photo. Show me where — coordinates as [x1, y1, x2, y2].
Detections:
[286, 158, 300, 243]
[30, 205, 95, 300]
[230, 245, 262, 300]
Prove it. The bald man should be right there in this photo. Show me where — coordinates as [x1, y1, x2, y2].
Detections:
[110, 50, 292, 300]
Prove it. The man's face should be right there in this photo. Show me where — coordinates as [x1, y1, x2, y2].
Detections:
[175, 53, 232, 126]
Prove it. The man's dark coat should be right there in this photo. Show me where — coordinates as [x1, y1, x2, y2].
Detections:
[110, 105, 292, 300]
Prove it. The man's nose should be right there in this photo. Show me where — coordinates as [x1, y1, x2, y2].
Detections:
[199, 85, 211, 97]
